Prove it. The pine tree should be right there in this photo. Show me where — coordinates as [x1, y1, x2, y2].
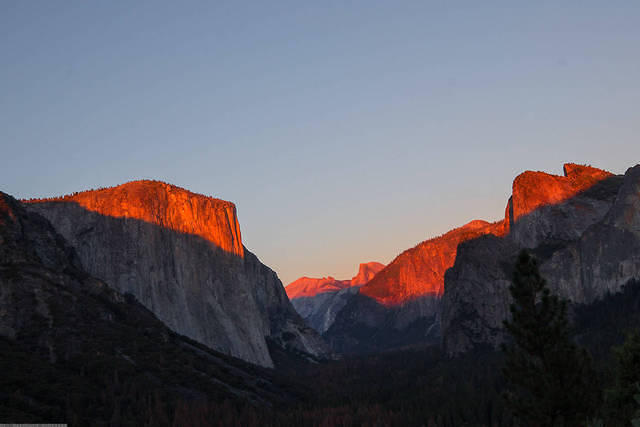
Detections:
[633, 384, 640, 427]
[605, 330, 640, 424]
[502, 250, 599, 426]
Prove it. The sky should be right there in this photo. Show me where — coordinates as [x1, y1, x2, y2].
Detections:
[1, 1, 639, 285]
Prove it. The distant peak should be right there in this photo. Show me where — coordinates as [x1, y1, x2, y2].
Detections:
[359, 162, 614, 306]
[287, 261, 385, 299]
[351, 262, 386, 286]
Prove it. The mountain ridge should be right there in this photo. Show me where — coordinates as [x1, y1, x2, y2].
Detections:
[286, 261, 384, 299]
[0, 190, 302, 423]
[24, 181, 329, 367]
[286, 262, 384, 333]
[24, 180, 244, 257]
[325, 163, 619, 354]
[442, 165, 636, 355]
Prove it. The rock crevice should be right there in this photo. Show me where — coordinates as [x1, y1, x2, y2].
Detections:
[25, 181, 328, 367]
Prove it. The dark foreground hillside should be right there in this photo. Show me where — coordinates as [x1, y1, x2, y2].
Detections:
[0, 192, 304, 425]
[217, 279, 640, 427]
[3, 279, 640, 426]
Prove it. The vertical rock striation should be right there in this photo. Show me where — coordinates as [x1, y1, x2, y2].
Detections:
[0, 192, 300, 411]
[25, 180, 328, 367]
[26, 181, 244, 256]
[507, 163, 613, 227]
[442, 165, 637, 355]
[325, 163, 621, 355]
[324, 220, 508, 354]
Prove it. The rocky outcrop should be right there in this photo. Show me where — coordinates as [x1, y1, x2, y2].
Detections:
[507, 163, 613, 228]
[26, 180, 244, 256]
[442, 165, 636, 355]
[351, 262, 386, 286]
[323, 221, 507, 354]
[325, 163, 619, 355]
[351, 164, 608, 309]
[286, 262, 384, 333]
[0, 191, 301, 420]
[360, 221, 507, 306]
[291, 286, 362, 334]
[24, 181, 328, 367]
[286, 262, 384, 300]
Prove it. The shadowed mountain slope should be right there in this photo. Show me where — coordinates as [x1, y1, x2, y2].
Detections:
[286, 262, 384, 333]
[24, 181, 328, 367]
[442, 164, 639, 355]
[360, 163, 612, 307]
[0, 191, 303, 424]
[25, 180, 244, 256]
[325, 163, 618, 355]
[360, 220, 507, 306]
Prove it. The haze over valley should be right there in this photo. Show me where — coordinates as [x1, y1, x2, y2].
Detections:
[2, 2, 640, 426]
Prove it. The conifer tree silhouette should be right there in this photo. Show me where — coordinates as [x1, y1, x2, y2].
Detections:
[502, 250, 599, 426]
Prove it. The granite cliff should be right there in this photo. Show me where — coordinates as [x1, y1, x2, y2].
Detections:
[325, 163, 620, 354]
[325, 219, 508, 354]
[442, 164, 637, 355]
[0, 191, 301, 422]
[360, 221, 507, 305]
[24, 181, 328, 367]
[286, 262, 384, 333]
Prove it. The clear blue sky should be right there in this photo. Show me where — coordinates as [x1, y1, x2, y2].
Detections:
[2, 1, 639, 284]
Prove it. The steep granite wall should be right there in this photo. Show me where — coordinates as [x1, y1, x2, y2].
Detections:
[325, 163, 618, 355]
[0, 192, 299, 409]
[507, 163, 613, 227]
[26, 181, 243, 256]
[360, 220, 507, 306]
[324, 221, 507, 353]
[25, 181, 327, 367]
[442, 166, 636, 355]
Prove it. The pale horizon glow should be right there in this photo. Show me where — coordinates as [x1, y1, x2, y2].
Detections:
[2, 1, 639, 285]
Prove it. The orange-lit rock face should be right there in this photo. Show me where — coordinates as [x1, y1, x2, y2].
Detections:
[351, 262, 386, 286]
[286, 262, 385, 299]
[360, 163, 612, 307]
[286, 277, 351, 299]
[360, 220, 506, 306]
[508, 163, 613, 226]
[25, 180, 244, 257]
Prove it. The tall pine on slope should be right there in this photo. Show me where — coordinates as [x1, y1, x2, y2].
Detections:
[502, 250, 599, 426]
[605, 330, 640, 424]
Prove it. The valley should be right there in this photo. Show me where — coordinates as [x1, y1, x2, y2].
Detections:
[2, 162, 640, 426]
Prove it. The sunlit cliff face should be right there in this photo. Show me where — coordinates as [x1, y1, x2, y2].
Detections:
[360, 220, 507, 306]
[506, 163, 613, 227]
[24, 180, 244, 257]
[350, 262, 386, 286]
[21, 164, 613, 307]
[286, 262, 385, 299]
[359, 163, 613, 307]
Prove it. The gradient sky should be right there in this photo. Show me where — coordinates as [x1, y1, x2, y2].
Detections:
[2, 1, 639, 285]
